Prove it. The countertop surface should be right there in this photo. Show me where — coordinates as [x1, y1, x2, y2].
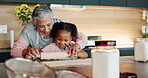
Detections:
[0, 63, 7, 78]
[1, 56, 148, 78]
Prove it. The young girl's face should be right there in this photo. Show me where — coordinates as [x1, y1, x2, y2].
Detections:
[55, 30, 72, 49]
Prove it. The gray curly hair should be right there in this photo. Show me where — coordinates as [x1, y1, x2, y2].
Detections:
[32, 5, 54, 24]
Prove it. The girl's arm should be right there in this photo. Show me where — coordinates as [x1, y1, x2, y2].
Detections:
[77, 50, 88, 58]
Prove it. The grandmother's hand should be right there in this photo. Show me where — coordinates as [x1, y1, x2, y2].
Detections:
[68, 43, 81, 57]
[25, 48, 40, 59]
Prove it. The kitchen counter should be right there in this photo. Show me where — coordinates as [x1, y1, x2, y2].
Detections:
[0, 63, 8, 78]
[53, 56, 148, 78]
[1, 56, 148, 78]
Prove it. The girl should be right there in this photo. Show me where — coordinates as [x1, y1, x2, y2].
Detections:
[42, 22, 88, 58]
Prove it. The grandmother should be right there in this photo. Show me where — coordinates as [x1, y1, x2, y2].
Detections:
[11, 5, 87, 59]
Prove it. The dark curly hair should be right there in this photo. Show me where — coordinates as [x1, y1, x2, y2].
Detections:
[50, 22, 78, 41]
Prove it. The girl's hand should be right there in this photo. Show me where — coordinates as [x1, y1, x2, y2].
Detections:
[69, 43, 80, 57]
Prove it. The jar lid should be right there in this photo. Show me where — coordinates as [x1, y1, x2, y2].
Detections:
[120, 72, 137, 78]
[95, 40, 116, 46]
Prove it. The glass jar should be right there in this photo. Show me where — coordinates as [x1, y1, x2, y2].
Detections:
[134, 38, 148, 62]
[91, 40, 119, 78]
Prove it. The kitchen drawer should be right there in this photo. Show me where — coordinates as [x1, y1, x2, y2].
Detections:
[127, 0, 148, 8]
[100, 0, 126, 7]
[36, 0, 69, 4]
[70, 0, 99, 5]
[0, 0, 36, 3]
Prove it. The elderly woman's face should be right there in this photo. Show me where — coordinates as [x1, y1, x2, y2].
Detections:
[36, 17, 53, 36]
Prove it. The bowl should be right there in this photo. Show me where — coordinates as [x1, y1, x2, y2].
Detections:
[5, 58, 56, 78]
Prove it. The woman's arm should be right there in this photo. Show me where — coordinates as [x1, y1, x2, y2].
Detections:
[11, 36, 29, 57]
[75, 32, 88, 49]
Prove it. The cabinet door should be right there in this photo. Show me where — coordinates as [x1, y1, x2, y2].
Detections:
[100, 0, 126, 7]
[70, 0, 99, 5]
[127, 0, 148, 8]
[36, 0, 69, 4]
[0, 0, 36, 3]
